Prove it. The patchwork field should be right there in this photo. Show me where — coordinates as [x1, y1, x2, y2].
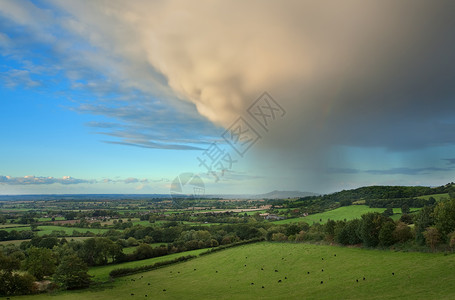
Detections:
[13, 242, 455, 300]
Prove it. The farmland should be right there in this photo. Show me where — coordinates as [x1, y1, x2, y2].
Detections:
[13, 242, 455, 300]
[274, 205, 421, 225]
[1, 184, 455, 298]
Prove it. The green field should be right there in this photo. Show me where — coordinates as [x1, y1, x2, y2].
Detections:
[122, 243, 168, 254]
[2, 225, 109, 236]
[417, 193, 449, 201]
[89, 248, 209, 282]
[13, 242, 455, 299]
[274, 205, 420, 225]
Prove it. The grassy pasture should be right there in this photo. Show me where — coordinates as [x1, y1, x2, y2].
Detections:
[417, 193, 449, 201]
[13, 242, 455, 299]
[88, 248, 209, 282]
[1, 225, 109, 236]
[274, 205, 420, 224]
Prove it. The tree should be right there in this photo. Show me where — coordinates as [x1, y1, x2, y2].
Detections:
[383, 206, 394, 217]
[433, 198, 455, 238]
[53, 254, 91, 290]
[423, 227, 441, 251]
[24, 247, 56, 280]
[393, 221, 413, 243]
[0, 252, 35, 296]
[401, 204, 410, 215]
[415, 205, 435, 245]
[378, 222, 396, 246]
[360, 213, 388, 247]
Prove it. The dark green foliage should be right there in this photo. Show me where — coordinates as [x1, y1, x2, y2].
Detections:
[0, 252, 35, 296]
[401, 204, 410, 215]
[399, 213, 413, 224]
[366, 197, 433, 209]
[24, 247, 56, 280]
[415, 205, 435, 245]
[379, 222, 396, 246]
[335, 219, 362, 245]
[433, 198, 455, 237]
[393, 222, 413, 243]
[0, 271, 35, 296]
[53, 254, 91, 290]
[383, 206, 394, 217]
[360, 213, 389, 247]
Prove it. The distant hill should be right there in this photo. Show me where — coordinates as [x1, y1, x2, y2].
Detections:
[209, 190, 319, 199]
[253, 190, 319, 199]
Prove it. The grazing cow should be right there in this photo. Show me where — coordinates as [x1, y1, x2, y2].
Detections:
[363, 277, 365, 281]
[145, 295, 147, 297]
[148, 283, 150, 285]
[322, 269, 324, 272]
[131, 293, 134, 296]
[262, 286, 265, 289]
[163, 289, 166, 292]
[320, 281, 323, 284]
[251, 283, 254, 285]
[322, 258, 324, 260]
[245, 264, 247, 267]
[356, 279, 358, 282]
[275, 270, 278, 272]
[178, 272, 180, 273]
[278, 280, 282, 283]
[261, 268, 264, 270]
[216, 271, 218, 273]
[285, 277, 287, 279]
[334, 254, 336, 257]
[392, 272, 395, 275]
[194, 269, 197, 271]
[307, 272, 310, 274]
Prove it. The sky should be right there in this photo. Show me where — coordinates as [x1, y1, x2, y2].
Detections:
[1, 0, 455, 195]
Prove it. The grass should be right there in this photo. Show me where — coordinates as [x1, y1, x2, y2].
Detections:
[274, 205, 421, 224]
[37, 217, 65, 222]
[88, 248, 209, 282]
[0, 239, 30, 246]
[1, 225, 109, 236]
[122, 243, 168, 254]
[417, 193, 449, 201]
[14, 242, 455, 299]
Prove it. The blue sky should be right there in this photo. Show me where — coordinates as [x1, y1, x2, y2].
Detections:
[1, 0, 455, 195]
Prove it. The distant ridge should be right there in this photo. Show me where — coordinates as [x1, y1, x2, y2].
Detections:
[209, 190, 319, 199]
[253, 190, 319, 199]
[0, 191, 319, 201]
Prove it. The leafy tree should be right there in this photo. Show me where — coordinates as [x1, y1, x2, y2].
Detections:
[414, 205, 435, 245]
[423, 226, 441, 251]
[433, 198, 455, 238]
[0, 252, 34, 296]
[379, 222, 396, 246]
[383, 206, 394, 217]
[360, 213, 388, 247]
[24, 247, 56, 280]
[399, 213, 413, 224]
[53, 254, 91, 290]
[401, 204, 410, 215]
[393, 221, 413, 243]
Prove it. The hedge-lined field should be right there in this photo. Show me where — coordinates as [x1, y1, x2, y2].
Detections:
[14, 242, 455, 300]
[274, 205, 420, 224]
